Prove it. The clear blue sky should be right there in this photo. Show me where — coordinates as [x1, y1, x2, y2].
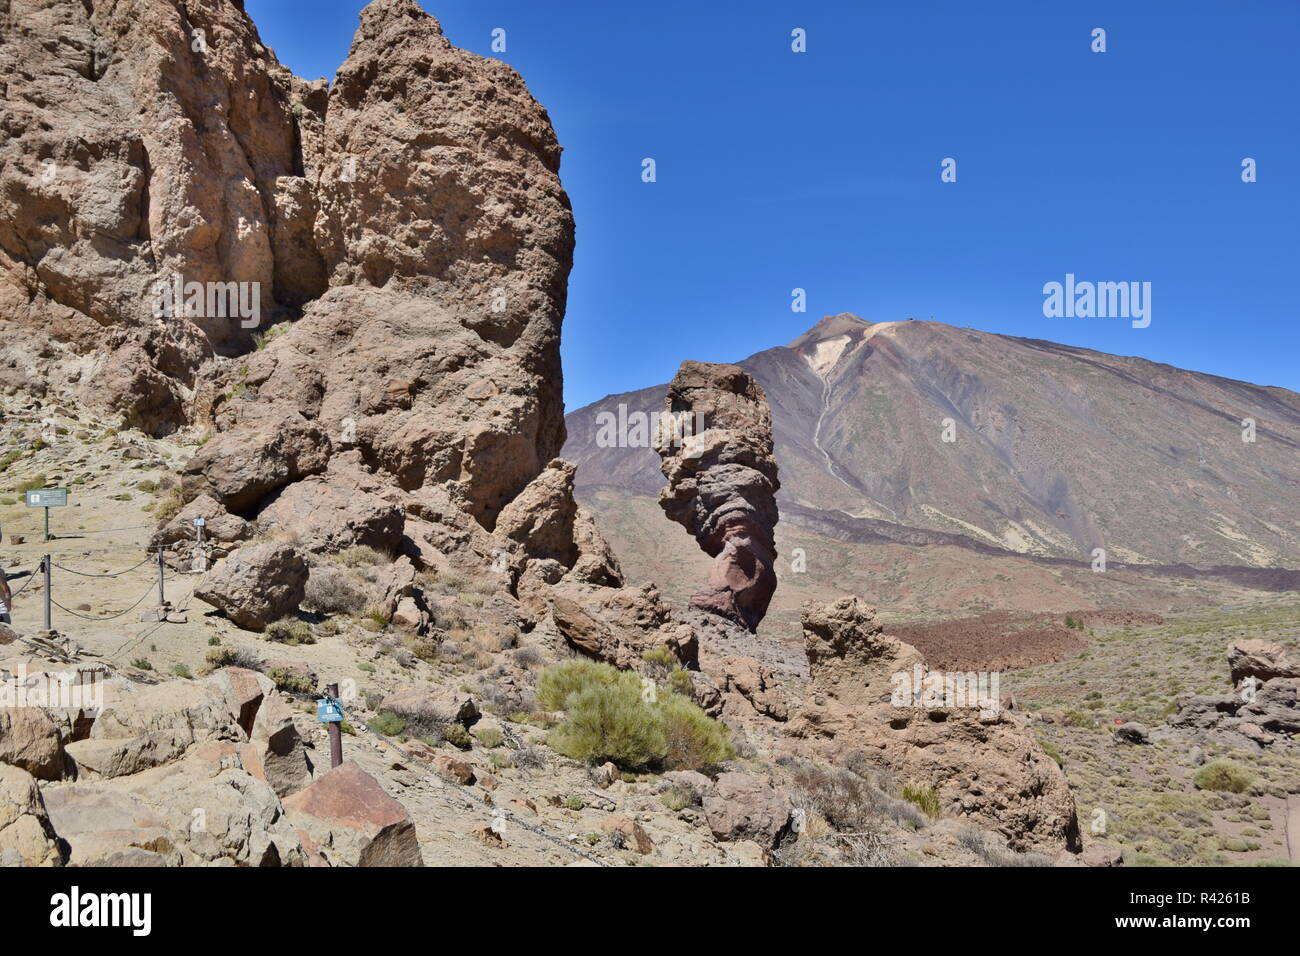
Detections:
[248, 0, 1299, 410]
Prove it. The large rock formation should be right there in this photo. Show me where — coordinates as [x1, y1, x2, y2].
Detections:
[2, 0, 575, 583]
[790, 597, 1080, 854]
[655, 361, 780, 631]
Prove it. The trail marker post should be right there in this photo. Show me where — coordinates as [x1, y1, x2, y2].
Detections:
[317, 683, 344, 768]
[42, 555, 51, 632]
[25, 488, 68, 541]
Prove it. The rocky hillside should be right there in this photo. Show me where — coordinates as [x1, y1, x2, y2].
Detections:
[565, 314, 1300, 570]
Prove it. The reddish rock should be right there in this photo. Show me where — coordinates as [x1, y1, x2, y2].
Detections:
[655, 362, 780, 631]
[282, 761, 423, 867]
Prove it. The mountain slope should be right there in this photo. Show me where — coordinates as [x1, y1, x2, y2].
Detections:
[563, 315, 1300, 569]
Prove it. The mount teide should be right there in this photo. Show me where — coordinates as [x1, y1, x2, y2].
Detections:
[563, 314, 1300, 572]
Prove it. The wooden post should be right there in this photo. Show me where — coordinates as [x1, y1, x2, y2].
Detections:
[156, 549, 166, 607]
[42, 555, 51, 632]
[326, 682, 343, 769]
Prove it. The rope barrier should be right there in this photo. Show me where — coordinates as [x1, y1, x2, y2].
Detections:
[51, 580, 157, 621]
[52, 554, 154, 578]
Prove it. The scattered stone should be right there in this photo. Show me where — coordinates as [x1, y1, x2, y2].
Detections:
[282, 761, 423, 867]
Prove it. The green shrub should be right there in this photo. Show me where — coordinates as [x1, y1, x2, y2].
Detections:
[538, 660, 733, 772]
[1193, 760, 1254, 794]
[171, 663, 193, 679]
[658, 691, 734, 769]
[265, 617, 315, 645]
[367, 711, 406, 736]
[641, 646, 675, 669]
[266, 667, 314, 695]
[441, 724, 472, 749]
[1039, 740, 1064, 767]
[902, 783, 941, 819]
[473, 726, 505, 749]
[207, 636, 222, 646]
[361, 605, 390, 632]
[334, 546, 386, 568]
[129, 657, 153, 671]
[14, 474, 47, 494]
[536, 659, 625, 710]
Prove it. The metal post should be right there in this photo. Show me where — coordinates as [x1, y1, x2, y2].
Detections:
[42, 555, 51, 632]
[43, 507, 49, 542]
[326, 682, 343, 769]
[156, 549, 166, 607]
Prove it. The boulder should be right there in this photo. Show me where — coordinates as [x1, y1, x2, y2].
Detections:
[204, 666, 274, 737]
[431, 754, 476, 786]
[703, 655, 788, 721]
[255, 472, 404, 555]
[380, 686, 480, 730]
[0, 707, 66, 780]
[250, 692, 313, 798]
[194, 543, 308, 631]
[151, 493, 253, 549]
[1113, 722, 1150, 745]
[603, 814, 655, 854]
[703, 772, 793, 849]
[655, 362, 781, 631]
[0, 764, 63, 866]
[282, 761, 423, 866]
[548, 583, 695, 672]
[65, 679, 241, 778]
[44, 750, 304, 866]
[182, 410, 332, 516]
[1228, 640, 1300, 685]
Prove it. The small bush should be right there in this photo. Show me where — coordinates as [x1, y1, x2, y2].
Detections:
[539, 660, 733, 772]
[153, 487, 183, 522]
[333, 546, 386, 568]
[129, 657, 153, 671]
[658, 692, 734, 769]
[536, 659, 625, 710]
[207, 635, 222, 646]
[171, 663, 192, 679]
[441, 724, 472, 749]
[264, 617, 315, 646]
[902, 782, 941, 819]
[563, 794, 585, 811]
[303, 571, 368, 615]
[136, 479, 159, 494]
[1194, 760, 1254, 794]
[641, 646, 675, 669]
[367, 712, 407, 736]
[15, 474, 47, 494]
[266, 667, 314, 695]
[473, 726, 505, 749]
[361, 605, 390, 632]
[1039, 740, 1064, 767]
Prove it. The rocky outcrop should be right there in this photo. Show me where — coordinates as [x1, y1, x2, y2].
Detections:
[1227, 640, 1300, 685]
[655, 361, 780, 631]
[282, 761, 424, 866]
[790, 597, 1080, 854]
[0, 764, 63, 866]
[0, 0, 320, 430]
[194, 542, 308, 631]
[45, 747, 307, 866]
[3, 0, 577, 582]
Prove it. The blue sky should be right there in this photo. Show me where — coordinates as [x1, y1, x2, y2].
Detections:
[248, 0, 1299, 410]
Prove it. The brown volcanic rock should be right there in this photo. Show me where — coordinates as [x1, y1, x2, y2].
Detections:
[655, 361, 780, 631]
[4, 0, 575, 568]
[791, 597, 1080, 854]
[1227, 639, 1300, 685]
[0, 0, 317, 431]
[193, 542, 308, 631]
[282, 760, 423, 867]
